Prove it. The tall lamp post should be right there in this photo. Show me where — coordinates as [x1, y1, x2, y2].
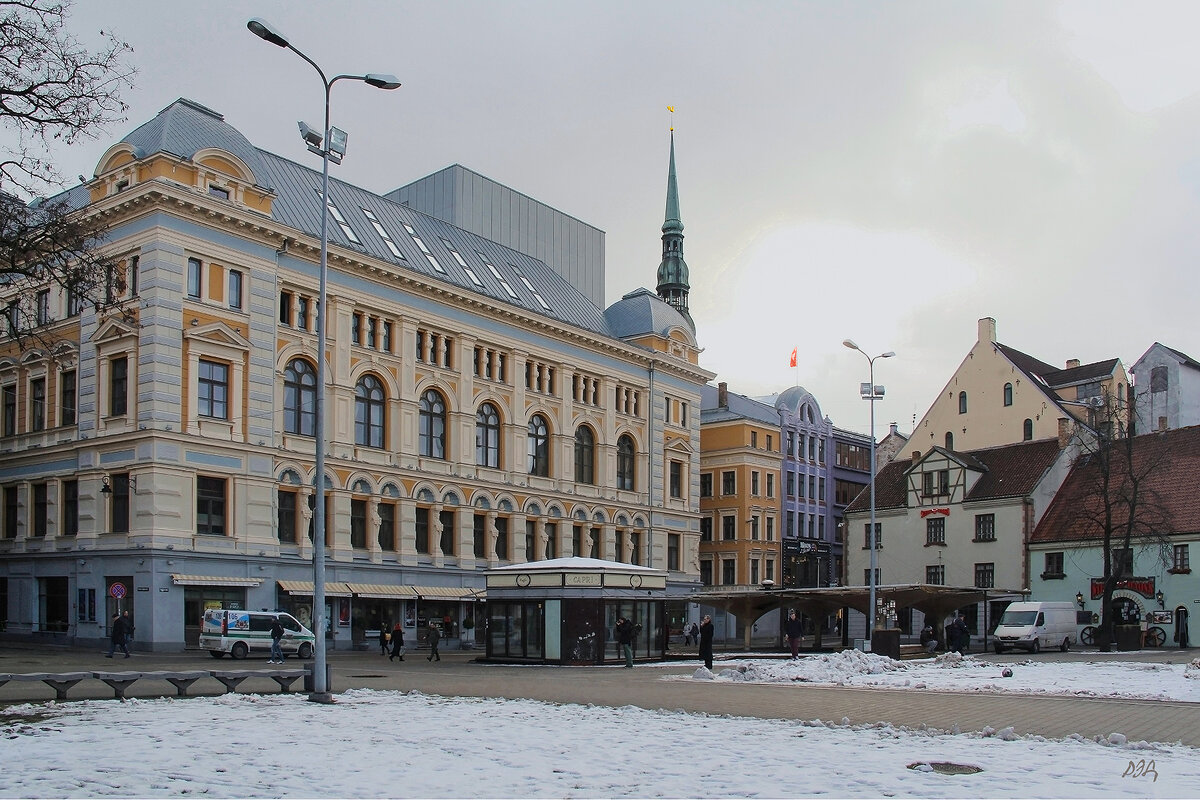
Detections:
[249, 18, 400, 703]
[842, 340, 894, 640]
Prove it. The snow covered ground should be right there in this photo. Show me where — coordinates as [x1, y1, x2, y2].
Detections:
[1, 652, 1197, 799]
[684, 650, 1200, 702]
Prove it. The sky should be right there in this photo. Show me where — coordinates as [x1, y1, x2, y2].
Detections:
[3, 652, 1199, 798]
[16, 1, 1200, 434]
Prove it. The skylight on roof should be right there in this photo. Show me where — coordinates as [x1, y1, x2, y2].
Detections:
[477, 251, 518, 300]
[402, 222, 445, 274]
[514, 267, 552, 312]
[440, 237, 484, 287]
[361, 208, 405, 260]
[315, 190, 361, 244]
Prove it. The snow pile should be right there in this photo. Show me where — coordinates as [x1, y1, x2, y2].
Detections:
[1184, 658, 1200, 680]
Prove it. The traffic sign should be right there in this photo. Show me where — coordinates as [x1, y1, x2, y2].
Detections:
[109, 582, 127, 599]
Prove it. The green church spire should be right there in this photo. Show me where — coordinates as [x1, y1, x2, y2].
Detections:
[656, 130, 692, 328]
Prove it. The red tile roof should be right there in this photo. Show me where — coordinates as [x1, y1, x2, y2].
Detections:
[1031, 425, 1200, 543]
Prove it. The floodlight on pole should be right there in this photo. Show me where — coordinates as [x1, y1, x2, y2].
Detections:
[248, 16, 399, 703]
[842, 339, 895, 642]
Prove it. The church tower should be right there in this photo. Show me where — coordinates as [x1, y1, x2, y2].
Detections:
[656, 131, 693, 330]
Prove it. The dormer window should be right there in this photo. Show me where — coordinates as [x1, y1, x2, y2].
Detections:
[922, 469, 949, 497]
[115, 179, 129, 193]
[208, 184, 230, 200]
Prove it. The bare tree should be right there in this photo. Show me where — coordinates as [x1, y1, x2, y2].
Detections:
[0, 0, 136, 342]
[1067, 393, 1172, 651]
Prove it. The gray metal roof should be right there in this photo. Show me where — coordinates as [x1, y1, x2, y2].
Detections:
[700, 383, 780, 426]
[604, 287, 693, 342]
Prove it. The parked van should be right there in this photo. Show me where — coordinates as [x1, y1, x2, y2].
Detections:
[993, 602, 1077, 654]
[200, 609, 315, 660]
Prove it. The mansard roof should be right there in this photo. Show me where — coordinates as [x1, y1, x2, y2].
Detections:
[604, 287, 693, 343]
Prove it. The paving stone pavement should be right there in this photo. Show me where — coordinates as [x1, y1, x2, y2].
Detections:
[1, 643, 1196, 746]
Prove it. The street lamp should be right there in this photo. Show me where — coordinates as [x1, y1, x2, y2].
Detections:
[249, 17, 399, 703]
[842, 339, 895, 641]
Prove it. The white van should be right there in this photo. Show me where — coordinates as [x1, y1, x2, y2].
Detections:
[200, 609, 315, 660]
[993, 602, 1077, 654]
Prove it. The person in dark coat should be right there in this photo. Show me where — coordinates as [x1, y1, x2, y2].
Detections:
[427, 622, 441, 661]
[105, 612, 130, 658]
[389, 621, 405, 661]
[948, 615, 969, 654]
[698, 614, 715, 671]
[919, 624, 938, 653]
[785, 610, 804, 660]
[379, 623, 390, 656]
[615, 617, 636, 668]
[269, 618, 286, 664]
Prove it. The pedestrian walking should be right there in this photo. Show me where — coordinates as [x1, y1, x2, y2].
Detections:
[379, 623, 390, 656]
[615, 617, 636, 668]
[389, 621, 405, 661]
[426, 622, 441, 661]
[699, 614, 714, 671]
[785, 610, 804, 660]
[268, 617, 286, 663]
[105, 612, 130, 658]
[689, 622, 699, 647]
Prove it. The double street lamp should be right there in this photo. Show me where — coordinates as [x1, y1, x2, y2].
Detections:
[842, 339, 894, 640]
[249, 17, 400, 702]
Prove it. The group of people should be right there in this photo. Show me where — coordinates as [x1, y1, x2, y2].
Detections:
[920, 614, 971, 654]
[380, 621, 441, 662]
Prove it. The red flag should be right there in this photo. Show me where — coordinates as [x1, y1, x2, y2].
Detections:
[789, 347, 797, 368]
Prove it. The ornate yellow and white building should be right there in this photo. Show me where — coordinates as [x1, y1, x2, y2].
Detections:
[0, 99, 711, 652]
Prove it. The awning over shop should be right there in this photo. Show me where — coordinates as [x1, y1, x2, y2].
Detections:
[410, 585, 485, 600]
[277, 580, 353, 597]
[171, 574, 262, 587]
[345, 583, 413, 599]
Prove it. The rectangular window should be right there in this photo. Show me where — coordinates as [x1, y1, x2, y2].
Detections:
[297, 296, 309, 331]
[750, 559, 760, 586]
[66, 287, 82, 318]
[766, 434, 773, 452]
[722, 559, 736, 586]
[786, 472, 795, 498]
[32, 483, 47, 536]
[382, 321, 392, 352]
[699, 473, 712, 498]
[187, 257, 202, 298]
[109, 356, 128, 416]
[60, 370, 76, 426]
[277, 489, 297, 543]
[30, 377, 45, 431]
[766, 473, 774, 498]
[721, 471, 735, 495]
[700, 560, 713, 586]
[279, 291, 293, 326]
[809, 475, 816, 499]
[77, 587, 96, 622]
[818, 477, 825, 501]
[197, 359, 229, 419]
[751, 471, 760, 496]
[109, 473, 130, 533]
[1112, 547, 1134, 577]
[352, 313, 363, 345]
[208, 184, 230, 200]
[751, 431, 758, 448]
[699, 516, 712, 542]
[3, 486, 16, 538]
[128, 255, 139, 296]
[378, 502, 395, 551]
[974, 513, 995, 541]
[667, 534, 680, 571]
[61, 479, 78, 536]
[196, 476, 226, 536]
[926, 564, 945, 585]
[415, 507, 430, 554]
[863, 522, 881, 549]
[1172, 544, 1189, 572]
[926, 517, 945, 545]
[228, 269, 243, 310]
[669, 461, 682, 499]
[722, 516, 736, 541]
[766, 516, 775, 541]
[786, 510, 794, 536]
[1043, 551, 1064, 578]
[863, 568, 880, 586]
[974, 562, 995, 588]
[473, 514, 486, 558]
[818, 439, 826, 464]
[750, 515, 760, 540]
[766, 560, 775, 582]
[939, 469, 950, 495]
[350, 498, 367, 549]
[36, 289, 50, 326]
[440, 509, 455, 557]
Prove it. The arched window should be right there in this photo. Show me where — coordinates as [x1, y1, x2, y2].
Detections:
[283, 359, 316, 436]
[528, 414, 549, 476]
[958, 391, 968, 414]
[354, 374, 385, 448]
[418, 389, 446, 458]
[1003, 383, 1013, 407]
[1023, 418, 1034, 441]
[945, 431, 954, 451]
[616, 434, 635, 491]
[574, 425, 595, 484]
[476, 402, 500, 468]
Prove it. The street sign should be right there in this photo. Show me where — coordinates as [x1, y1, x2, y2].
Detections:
[109, 582, 127, 599]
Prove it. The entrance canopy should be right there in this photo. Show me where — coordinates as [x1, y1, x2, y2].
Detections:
[690, 584, 1028, 648]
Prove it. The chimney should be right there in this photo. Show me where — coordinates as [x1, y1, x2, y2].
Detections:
[718, 381, 728, 409]
[889, 422, 899, 436]
[1057, 417, 1071, 449]
[978, 317, 997, 343]
[1065, 359, 1080, 369]
[911, 450, 922, 465]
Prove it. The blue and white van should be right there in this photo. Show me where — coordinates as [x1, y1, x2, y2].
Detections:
[199, 609, 315, 660]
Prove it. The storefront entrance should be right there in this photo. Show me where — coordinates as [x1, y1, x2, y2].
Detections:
[183, 587, 246, 647]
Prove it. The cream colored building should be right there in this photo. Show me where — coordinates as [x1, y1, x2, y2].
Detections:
[0, 99, 712, 653]
[912, 317, 1129, 452]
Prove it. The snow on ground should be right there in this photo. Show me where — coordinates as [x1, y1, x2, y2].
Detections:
[2, 688, 1199, 799]
[2, 654, 1198, 798]
[683, 650, 1200, 702]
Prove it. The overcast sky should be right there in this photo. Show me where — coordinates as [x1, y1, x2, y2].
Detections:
[31, 1, 1200, 437]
